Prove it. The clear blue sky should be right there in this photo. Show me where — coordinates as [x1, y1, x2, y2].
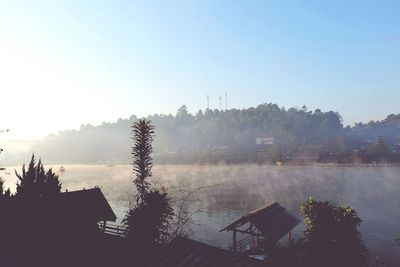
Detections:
[1, 0, 399, 139]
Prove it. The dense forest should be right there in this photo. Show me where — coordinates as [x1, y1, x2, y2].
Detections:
[28, 103, 400, 164]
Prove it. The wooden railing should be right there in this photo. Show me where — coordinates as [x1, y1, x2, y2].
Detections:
[235, 235, 257, 253]
[98, 222, 127, 238]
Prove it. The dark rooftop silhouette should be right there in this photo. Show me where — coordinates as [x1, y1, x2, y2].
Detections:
[149, 236, 265, 267]
[55, 187, 117, 222]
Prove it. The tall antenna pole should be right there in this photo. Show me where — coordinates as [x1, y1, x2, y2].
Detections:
[225, 92, 227, 110]
[219, 96, 222, 110]
[207, 94, 209, 110]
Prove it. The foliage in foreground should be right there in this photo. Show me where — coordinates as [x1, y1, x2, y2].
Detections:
[0, 178, 11, 199]
[123, 189, 174, 245]
[300, 198, 369, 267]
[266, 198, 369, 267]
[15, 154, 62, 199]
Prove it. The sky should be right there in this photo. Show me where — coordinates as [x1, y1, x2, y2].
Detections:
[0, 0, 399, 140]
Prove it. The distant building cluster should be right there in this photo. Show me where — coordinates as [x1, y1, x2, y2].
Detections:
[255, 137, 275, 145]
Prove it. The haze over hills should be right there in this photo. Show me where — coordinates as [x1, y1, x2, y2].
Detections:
[1, 103, 400, 166]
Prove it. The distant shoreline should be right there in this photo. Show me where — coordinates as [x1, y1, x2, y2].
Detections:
[5, 162, 400, 168]
[284, 162, 400, 167]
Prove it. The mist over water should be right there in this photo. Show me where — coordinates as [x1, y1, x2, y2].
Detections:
[4, 164, 400, 262]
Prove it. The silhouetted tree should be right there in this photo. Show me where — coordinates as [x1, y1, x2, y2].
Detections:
[176, 105, 189, 118]
[124, 189, 173, 244]
[132, 119, 154, 200]
[15, 154, 62, 199]
[300, 198, 369, 267]
[125, 119, 174, 251]
[0, 178, 11, 199]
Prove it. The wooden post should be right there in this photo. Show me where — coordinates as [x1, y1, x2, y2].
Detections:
[256, 228, 260, 246]
[250, 224, 255, 247]
[233, 229, 237, 252]
[102, 220, 106, 232]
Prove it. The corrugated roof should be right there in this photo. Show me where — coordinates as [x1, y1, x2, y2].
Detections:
[149, 237, 266, 267]
[220, 202, 300, 242]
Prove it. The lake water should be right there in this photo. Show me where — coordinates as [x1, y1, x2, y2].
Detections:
[4, 164, 400, 263]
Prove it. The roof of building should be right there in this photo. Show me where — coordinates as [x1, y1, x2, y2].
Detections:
[149, 237, 265, 267]
[55, 187, 117, 222]
[220, 202, 300, 242]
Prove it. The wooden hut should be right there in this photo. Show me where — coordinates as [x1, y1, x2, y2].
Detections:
[220, 202, 300, 253]
[56, 187, 116, 221]
[0, 187, 118, 267]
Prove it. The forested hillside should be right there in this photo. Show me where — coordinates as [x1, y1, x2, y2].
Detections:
[29, 103, 400, 164]
[346, 114, 400, 144]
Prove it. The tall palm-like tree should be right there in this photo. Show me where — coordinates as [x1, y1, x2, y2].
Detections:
[125, 119, 174, 249]
[132, 119, 154, 201]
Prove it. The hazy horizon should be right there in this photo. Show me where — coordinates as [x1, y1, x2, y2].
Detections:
[0, 102, 399, 142]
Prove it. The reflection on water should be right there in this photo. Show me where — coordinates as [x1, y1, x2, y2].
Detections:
[4, 164, 400, 262]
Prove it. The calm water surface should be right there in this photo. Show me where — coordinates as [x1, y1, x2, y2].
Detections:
[4, 164, 400, 263]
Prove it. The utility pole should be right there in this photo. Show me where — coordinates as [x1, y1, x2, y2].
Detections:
[225, 92, 228, 110]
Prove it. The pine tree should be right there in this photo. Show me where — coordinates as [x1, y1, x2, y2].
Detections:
[15, 155, 37, 198]
[0, 178, 11, 199]
[43, 168, 62, 198]
[15, 154, 62, 199]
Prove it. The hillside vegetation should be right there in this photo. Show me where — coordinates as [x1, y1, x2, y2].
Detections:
[30, 103, 400, 164]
